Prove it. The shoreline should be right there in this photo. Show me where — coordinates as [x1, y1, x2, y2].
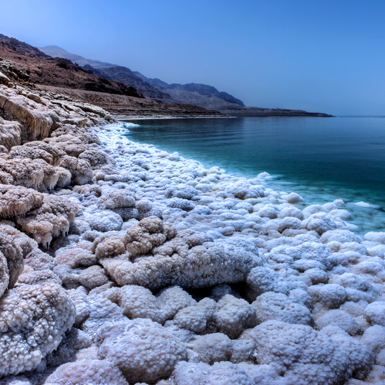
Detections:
[100, 123, 383, 236]
[119, 114, 334, 121]
[122, 119, 385, 236]
[1, 81, 385, 383]
[119, 115, 233, 121]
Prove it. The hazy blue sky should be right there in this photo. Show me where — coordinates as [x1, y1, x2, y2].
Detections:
[1, 0, 384, 115]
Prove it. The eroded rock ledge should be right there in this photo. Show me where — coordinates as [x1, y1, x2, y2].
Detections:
[0, 67, 385, 385]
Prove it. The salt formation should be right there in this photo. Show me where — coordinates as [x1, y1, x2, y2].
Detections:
[2, 75, 385, 384]
[0, 282, 75, 377]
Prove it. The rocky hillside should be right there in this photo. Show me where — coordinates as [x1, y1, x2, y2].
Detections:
[87, 66, 175, 103]
[39, 45, 247, 110]
[135, 72, 245, 106]
[0, 35, 222, 119]
[0, 36, 142, 97]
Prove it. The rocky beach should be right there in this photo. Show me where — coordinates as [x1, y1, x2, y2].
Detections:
[0, 57, 385, 385]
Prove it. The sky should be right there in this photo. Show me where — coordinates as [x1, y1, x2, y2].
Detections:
[0, 0, 384, 115]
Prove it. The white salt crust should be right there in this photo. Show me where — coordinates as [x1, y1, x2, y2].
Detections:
[2, 122, 385, 385]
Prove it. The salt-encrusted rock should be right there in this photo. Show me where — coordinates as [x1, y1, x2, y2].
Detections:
[188, 333, 233, 364]
[0, 224, 36, 260]
[303, 212, 338, 235]
[278, 206, 305, 220]
[16, 195, 78, 246]
[167, 197, 196, 211]
[0, 158, 45, 189]
[53, 264, 82, 289]
[320, 229, 362, 244]
[58, 155, 93, 185]
[97, 319, 187, 383]
[92, 215, 172, 260]
[245, 266, 294, 300]
[307, 284, 347, 308]
[81, 295, 127, 339]
[0, 185, 44, 218]
[116, 285, 196, 324]
[101, 233, 261, 290]
[79, 265, 109, 289]
[67, 287, 90, 327]
[0, 282, 75, 377]
[238, 362, 288, 385]
[364, 232, 385, 244]
[173, 361, 276, 385]
[0, 85, 57, 140]
[270, 241, 336, 271]
[214, 294, 258, 338]
[226, 182, 265, 199]
[277, 217, 303, 233]
[0, 228, 25, 297]
[365, 301, 385, 326]
[173, 298, 217, 334]
[303, 267, 328, 284]
[55, 247, 93, 268]
[69, 218, 92, 235]
[283, 192, 303, 203]
[322, 325, 374, 379]
[0, 120, 22, 158]
[16, 267, 61, 286]
[242, 320, 353, 385]
[24, 249, 54, 271]
[166, 185, 199, 200]
[329, 208, 351, 221]
[78, 148, 110, 168]
[45, 327, 92, 367]
[73, 184, 102, 197]
[8, 141, 65, 166]
[252, 292, 313, 325]
[330, 273, 378, 303]
[97, 190, 135, 210]
[84, 210, 123, 232]
[316, 309, 361, 335]
[258, 205, 279, 219]
[45, 359, 128, 385]
[361, 325, 385, 354]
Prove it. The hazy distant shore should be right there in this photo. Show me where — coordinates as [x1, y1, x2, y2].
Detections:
[218, 106, 334, 117]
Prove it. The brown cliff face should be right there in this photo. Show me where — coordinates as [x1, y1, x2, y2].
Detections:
[0, 36, 143, 98]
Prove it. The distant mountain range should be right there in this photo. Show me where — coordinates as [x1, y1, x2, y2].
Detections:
[38, 45, 332, 117]
[38, 45, 117, 69]
[0, 34, 222, 118]
[39, 45, 247, 110]
[0, 36, 331, 117]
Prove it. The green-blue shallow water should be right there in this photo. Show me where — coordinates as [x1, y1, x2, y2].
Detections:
[124, 117, 385, 233]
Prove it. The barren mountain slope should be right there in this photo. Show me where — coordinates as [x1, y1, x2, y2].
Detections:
[0, 40, 142, 97]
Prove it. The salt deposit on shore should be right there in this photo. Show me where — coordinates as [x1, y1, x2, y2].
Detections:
[2, 83, 385, 384]
[46, 121, 385, 385]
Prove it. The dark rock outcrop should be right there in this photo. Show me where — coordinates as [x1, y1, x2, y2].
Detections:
[88, 66, 175, 103]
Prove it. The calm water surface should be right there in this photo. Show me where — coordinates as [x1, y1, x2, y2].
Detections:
[124, 117, 385, 232]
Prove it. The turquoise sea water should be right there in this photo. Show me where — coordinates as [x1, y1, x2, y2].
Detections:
[124, 117, 385, 233]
